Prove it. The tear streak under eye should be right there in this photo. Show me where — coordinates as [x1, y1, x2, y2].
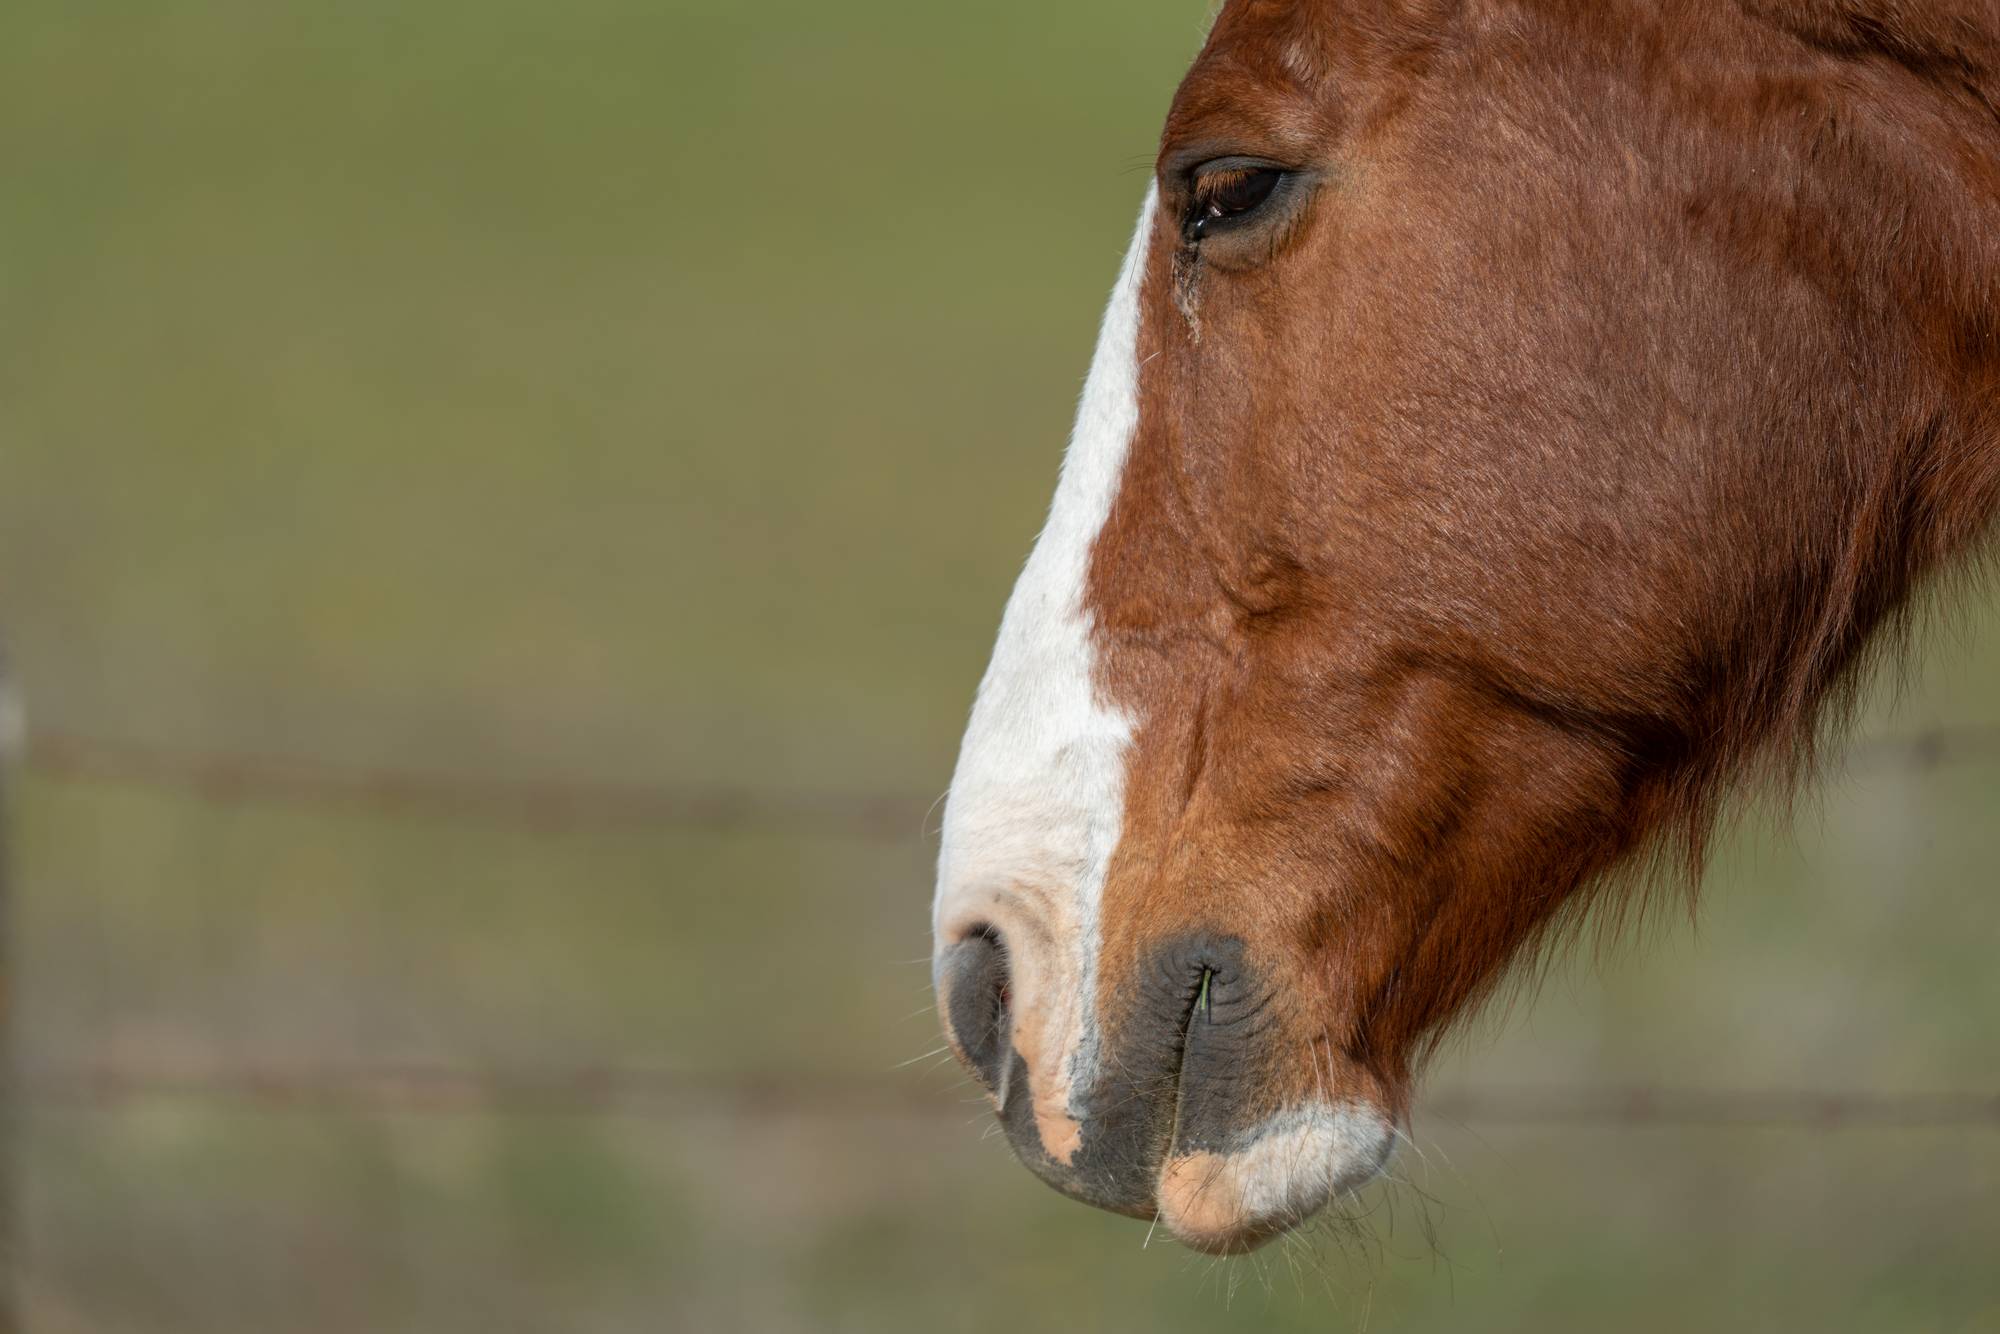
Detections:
[1171, 244, 1204, 342]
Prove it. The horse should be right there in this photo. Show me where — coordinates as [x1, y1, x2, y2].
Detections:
[931, 0, 2000, 1254]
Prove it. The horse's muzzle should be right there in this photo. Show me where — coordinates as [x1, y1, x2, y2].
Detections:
[937, 929, 1394, 1252]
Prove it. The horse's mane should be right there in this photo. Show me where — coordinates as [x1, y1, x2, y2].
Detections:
[1750, 0, 2000, 91]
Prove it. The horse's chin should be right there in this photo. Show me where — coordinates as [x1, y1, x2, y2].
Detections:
[1153, 1103, 1397, 1254]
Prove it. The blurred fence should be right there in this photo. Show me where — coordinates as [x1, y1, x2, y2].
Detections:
[22, 1058, 2000, 1128]
[22, 724, 2000, 841]
[7, 723, 2000, 1130]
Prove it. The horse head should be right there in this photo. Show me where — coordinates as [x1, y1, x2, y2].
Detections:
[934, 0, 2000, 1252]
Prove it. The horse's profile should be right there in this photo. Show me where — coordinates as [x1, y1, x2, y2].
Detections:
[932, 0, 2000, 1253]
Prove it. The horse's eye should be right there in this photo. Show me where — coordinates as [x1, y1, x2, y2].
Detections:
[1187, 166, 1285, 240]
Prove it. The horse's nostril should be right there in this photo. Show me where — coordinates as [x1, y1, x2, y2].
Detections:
[942, 927, 1011, 1092]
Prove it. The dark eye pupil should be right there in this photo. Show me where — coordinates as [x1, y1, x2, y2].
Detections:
[1189, 168, 1283, 238]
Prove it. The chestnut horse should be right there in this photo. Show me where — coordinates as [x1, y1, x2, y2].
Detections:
[933, 0, 2000, 1253]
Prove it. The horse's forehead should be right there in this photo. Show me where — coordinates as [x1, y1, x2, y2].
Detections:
[1178, 0, 1443, 83]
[1165, 3, 1327, 133]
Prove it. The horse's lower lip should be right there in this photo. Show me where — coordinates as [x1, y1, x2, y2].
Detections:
[1154, 1103, 1399, 1252]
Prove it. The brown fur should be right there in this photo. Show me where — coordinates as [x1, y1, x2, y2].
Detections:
[1084, 0, 2000, 1121]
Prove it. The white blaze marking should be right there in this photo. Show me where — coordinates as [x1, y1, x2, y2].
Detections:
[935, 186, 1159, 1148]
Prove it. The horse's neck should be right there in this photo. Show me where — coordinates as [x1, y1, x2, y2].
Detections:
[1807, 2, 2000, 570]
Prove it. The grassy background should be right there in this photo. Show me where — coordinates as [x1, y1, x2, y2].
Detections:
[3, 1, 1998, 1330]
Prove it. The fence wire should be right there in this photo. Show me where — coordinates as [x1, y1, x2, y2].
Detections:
[20, 729, 933, 839]
[20, 1058, 2000, 1128]
[18, 723, 2000, 840]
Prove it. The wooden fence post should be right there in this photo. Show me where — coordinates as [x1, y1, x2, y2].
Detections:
[0, 648, 19, 1334]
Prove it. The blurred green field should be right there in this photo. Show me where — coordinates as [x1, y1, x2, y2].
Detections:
[3, 1, 1998, 1330]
